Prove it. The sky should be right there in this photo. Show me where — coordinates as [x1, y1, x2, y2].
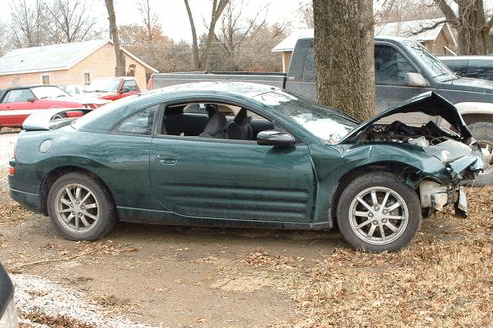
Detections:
[1, 0, 307, 43]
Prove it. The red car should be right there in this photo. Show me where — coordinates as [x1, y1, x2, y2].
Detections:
[0, 85, 91, 129]
[84, 77, 140, 101]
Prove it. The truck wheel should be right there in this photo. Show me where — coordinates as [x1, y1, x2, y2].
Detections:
[468, 122, 493, 186]
[337, 172, 421, 252]
[47, 172, 116, 240]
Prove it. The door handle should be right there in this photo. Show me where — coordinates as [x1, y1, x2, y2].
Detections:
[156, 155, 177, 165]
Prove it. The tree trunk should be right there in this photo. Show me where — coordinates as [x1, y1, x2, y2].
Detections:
[183, 0, 201, 70]
[202, 0, 230, 71]
[435, 0, 493, 55]
[105, 0, 125, 76]
[313, 0, 375, 120]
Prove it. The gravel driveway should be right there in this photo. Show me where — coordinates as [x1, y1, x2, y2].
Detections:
[1, 131, 160, 327]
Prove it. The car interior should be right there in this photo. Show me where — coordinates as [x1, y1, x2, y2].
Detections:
[161, 102, 275, 141]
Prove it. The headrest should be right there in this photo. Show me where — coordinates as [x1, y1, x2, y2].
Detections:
[234, 108, 251, 125]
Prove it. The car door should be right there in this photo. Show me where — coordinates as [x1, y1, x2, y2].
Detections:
[149, 105, 316, 225]
[0, 88, 38, 127]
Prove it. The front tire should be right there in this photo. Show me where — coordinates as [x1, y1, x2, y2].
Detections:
[47, 172, 115, 240]
[337, 172, 421, 252]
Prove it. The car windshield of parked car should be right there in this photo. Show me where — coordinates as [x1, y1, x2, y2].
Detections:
[251, 91, 359, 144]
[85, 79, 120, 93]
[404, 40, 457, 82]
[31, 86, 69, 99]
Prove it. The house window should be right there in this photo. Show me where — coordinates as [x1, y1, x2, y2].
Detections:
[41, 74, 50, 85]
[84, 72, 91, 85]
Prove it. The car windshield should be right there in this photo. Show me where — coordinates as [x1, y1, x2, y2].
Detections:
[31, 86, 69, 99]
[85, 79, 120, 93]
[251, 90, 359, 144]
[404, 40, 457, 82]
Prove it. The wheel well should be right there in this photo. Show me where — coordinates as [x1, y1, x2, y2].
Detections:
[330, 162, 422, 221]
[40, 166, 115, 215]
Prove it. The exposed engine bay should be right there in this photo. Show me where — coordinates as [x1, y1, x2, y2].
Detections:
[358, 120, 461, 146]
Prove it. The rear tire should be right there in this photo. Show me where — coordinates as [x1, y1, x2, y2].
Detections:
[47, 172, 115, 240]
[337, 172, 421, 252]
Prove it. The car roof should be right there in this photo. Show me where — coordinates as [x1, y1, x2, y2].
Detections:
[75, 82, 280, 132]
[1, 84, 62, 91]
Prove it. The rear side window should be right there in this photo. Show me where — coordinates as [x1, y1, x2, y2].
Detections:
[122, 80, 138, 92]
[303, 46, 316, 82]
[113, 104, 157, 135]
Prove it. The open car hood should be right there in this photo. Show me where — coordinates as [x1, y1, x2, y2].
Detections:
[342, 92, 473, 143]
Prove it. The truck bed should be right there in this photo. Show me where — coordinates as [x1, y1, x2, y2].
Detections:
[148, 71, 287, 90]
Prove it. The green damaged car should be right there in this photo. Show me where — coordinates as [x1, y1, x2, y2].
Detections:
[8, 82, 484, 252]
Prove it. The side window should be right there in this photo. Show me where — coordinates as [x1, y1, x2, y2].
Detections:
[302, 46, 316, 82]
[4, 89, 35, 103]
[162, 102, 274, 140]
[113, 104, 157, 135]
[375, 45, 417, 85]
[122, 80, 138, 92]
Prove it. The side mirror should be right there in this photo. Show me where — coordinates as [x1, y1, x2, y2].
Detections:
[406, 72, 430, 88]
[257, 130, 296, 147]
[27, 97, 36, 103]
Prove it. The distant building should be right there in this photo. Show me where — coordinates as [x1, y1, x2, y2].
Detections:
[0, 40, 158, 89]
[375, 18, 457, 55]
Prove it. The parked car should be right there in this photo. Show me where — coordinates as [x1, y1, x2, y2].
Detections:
[439, 56, 493, 81]
[84, 77, 140, 101]
[0, 263, 18, 328]
[148, 35, 493, 186]
[0, 85, 99, 130]
[9, 83, 483, 252]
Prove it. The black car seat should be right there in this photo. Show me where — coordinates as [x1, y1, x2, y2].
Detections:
[227, 108, 253, 140]
[199, 104, 227, 138]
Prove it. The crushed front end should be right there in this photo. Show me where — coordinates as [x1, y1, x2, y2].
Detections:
[343, 92, 485, 218]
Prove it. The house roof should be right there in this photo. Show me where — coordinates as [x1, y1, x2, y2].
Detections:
[375, 18, 456, 46]
[0, 40, 158, 76]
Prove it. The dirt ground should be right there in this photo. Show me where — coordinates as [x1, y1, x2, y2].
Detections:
[0, 172, 344, 327]
[2, 130, 493, 327]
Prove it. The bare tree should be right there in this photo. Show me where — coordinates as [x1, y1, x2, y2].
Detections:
[235, 23, 288, 72]
[9, 0, 49, 47]
[375, 0, 442, 23]
[136, 0, 160, 42]
[313, 0, 375, 120]
[297, 0, 314, 28]
[105, 0, 125, 76]
[434, 0, 493, 54]
[213, 0, 268, 70]
[46, 0, 97, 43]
[0, 21, 10, 56]
[183, 0, 230, 70]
